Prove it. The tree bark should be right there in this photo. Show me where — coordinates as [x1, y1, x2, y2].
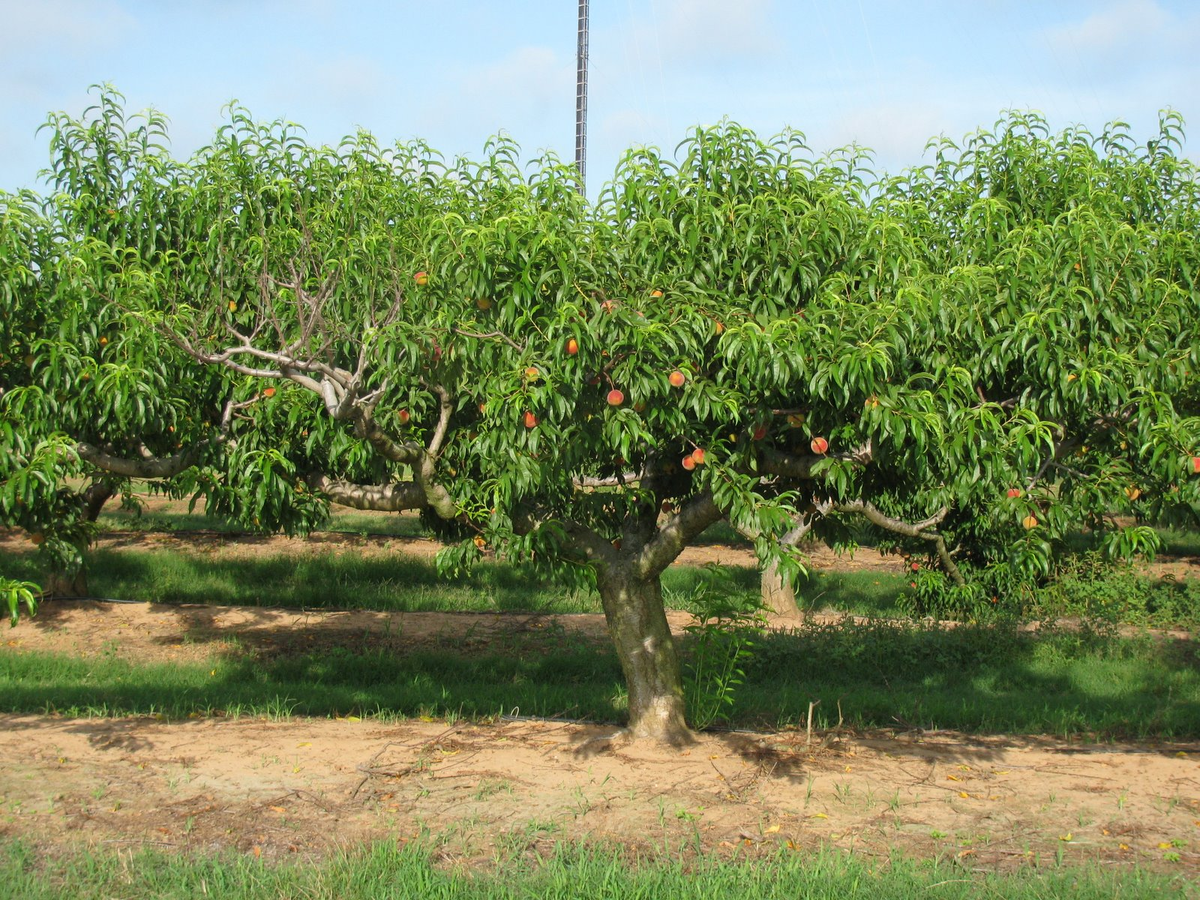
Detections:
[46, 567, 88, 598]
[760, 558, 802, 618]
[595, 565, 692, 744]
[83, 481, 116, 522]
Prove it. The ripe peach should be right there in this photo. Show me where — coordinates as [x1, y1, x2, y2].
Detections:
[810, 436, 829, 455]
[681, 455, 696, 471]
[413, 271, 428, 286]
[1006, 488, 1021, 498]
[752, 424, 768, 441]
[523, 411, 538, 429]
[668, 370, 686, 388]
[566, 338, 579, 355]
[398, 409, 411, 424]
[690, 448, 706, 465]
[607, 389, 625, 406]
[1022, 514, 1039, 530]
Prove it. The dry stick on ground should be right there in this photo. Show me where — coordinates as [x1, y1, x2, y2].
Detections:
[351, 726, 468, 798]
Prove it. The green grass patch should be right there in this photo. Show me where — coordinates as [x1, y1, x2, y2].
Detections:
[741, 620, 1200, 739]
[3, 548, 602, 614]
[4, 617, 1197, 740]
[98, 505, 429, 539]
[3, 544, 911, 619]
[2, 839, 1192, 900]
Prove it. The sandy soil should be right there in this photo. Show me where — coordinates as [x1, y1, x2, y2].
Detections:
[2, 710, 1199, 873]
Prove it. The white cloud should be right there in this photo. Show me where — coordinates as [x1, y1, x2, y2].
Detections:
[653, 0, 781, 63]
[1041, 0, 1170, 53]
[0, 0, 137, 52]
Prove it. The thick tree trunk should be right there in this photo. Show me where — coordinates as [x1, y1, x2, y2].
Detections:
[761, 558, 802, 619]
[595, 566, 692, 744]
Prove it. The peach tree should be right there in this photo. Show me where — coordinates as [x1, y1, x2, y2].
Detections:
[10, 95, 1200, 742]
[0, 89, 278, 597]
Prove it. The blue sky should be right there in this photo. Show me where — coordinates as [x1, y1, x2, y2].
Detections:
[2, 0, 1196, 195]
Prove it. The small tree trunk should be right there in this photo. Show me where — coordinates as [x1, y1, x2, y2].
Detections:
[46, 566, 88, 598]
[83, 481, 116, 522]
[761, 558, 802, 619]
[595, 566, 692, 744]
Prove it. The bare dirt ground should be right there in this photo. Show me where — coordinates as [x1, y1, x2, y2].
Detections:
[2, 517, 1200, 873]
[2, 708, 1199, 873]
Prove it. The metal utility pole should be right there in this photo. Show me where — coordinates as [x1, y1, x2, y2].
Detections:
[575, 0, 589, 194]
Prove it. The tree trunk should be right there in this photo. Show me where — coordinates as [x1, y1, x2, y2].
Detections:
[595, 566, 692, 744]
[46, 567, 88, 598]
[83, 481, 116, 522]
[761, 558, 802, 619]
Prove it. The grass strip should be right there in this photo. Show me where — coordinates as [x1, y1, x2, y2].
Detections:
[3, 620, 1197, 740]
[2, 840, 1193, 900]
[1, 546, 914, 618]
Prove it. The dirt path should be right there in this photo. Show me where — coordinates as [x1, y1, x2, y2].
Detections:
[2, 713, 1198, 872]
[0, 523, 911, 573]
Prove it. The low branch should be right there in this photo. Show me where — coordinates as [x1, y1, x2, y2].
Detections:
[74, 398, 253, 479]
[836, 499, 964, 586]
[75, 441, 203, 479]
[306, 475, 428, 512]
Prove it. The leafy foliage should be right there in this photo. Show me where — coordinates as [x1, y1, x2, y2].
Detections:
[4, 89, 1200, 734]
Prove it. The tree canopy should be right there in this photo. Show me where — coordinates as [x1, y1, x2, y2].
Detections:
[3, 88, 1199, 739]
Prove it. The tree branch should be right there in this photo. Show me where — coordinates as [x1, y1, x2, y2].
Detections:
[634, 491, 724, 579]
[74, 398, 253, 479]
[306, 475, 428, 512]
[761, 439, 873, 479]
[835, 499, 964, 585]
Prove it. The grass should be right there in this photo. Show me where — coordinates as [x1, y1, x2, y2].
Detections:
[742, 619, 1200, 739]
[98, 504, 431, 539]
[3, 615, 1197, 740]
[2, 840, 1193, 900]
[1, 542, 912, 618]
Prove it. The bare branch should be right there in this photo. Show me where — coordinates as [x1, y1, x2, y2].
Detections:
[573, 471, 646, 489]
[835, 499, 964, 586]
[306, 475, 428, 512]
[425, 384, 454, 458]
